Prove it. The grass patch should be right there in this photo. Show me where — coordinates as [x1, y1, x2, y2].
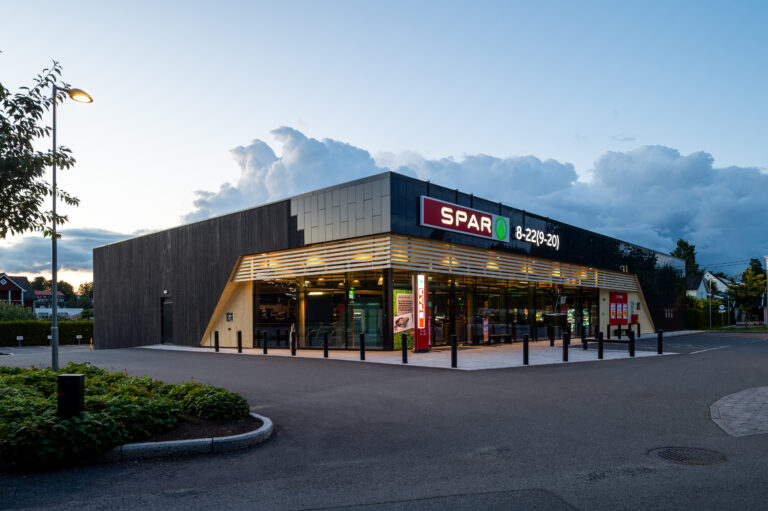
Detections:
[0, 362, 249, 470]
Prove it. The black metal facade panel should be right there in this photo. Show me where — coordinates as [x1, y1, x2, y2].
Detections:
[94, 200, 298, 349]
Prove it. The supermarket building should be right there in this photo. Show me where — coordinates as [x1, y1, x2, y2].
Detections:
[93, 172, 686, 350]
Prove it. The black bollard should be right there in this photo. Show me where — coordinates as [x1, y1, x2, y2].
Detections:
[607, 325, 610, 340]
[57, 373, 84, 419]
[451, 334, 458, 368]
[582, 334, 588, 350]
[657, 329, 663, 355]
[291, 331, 297, 356]
[253, 330, 259, 349]
[401, 333, 408, 364]
[323, 332, 329, 358]
[637, 323, 641, 338]
[263, 331, 268, 354]
[237, 331, 242, 353]
[512, 325, 517, 342]
[360, 333, 366, 360]
[618, 325, 622, 340]
[629, 330, 635, 357]
[214, 331, 219, 352]
[549, 326, 554, 347]
[523, 334, 529, 365]
[598, 331, 604, 360]
[563, 332, 569, 362]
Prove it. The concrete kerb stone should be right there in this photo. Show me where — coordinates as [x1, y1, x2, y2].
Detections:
[92, 412, 273, 464]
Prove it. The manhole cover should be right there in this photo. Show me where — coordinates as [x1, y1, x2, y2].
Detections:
[648, 447, 727, 466]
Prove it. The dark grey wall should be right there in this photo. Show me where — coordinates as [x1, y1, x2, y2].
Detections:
[93, 201, 299, 348]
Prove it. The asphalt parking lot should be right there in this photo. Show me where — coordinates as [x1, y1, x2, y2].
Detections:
[1, 331, 767, 510]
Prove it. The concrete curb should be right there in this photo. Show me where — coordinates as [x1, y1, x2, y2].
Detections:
[94, 412, 273, 463]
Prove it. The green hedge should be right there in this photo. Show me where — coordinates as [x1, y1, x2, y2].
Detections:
[0, 320, 93, 347]
[0, 362, 250, 469]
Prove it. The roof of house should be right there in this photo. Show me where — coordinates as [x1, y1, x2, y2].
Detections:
[686, 274, 704, 291]
[34, 290, 65, 297]
[0, 274, 36, 295]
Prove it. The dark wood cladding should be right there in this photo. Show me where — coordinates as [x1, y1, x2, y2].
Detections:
[93, 201, 300, 349]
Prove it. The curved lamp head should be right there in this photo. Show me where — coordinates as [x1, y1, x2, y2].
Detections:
[65, 88, 93, 103]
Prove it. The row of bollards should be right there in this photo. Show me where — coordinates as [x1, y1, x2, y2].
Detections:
[210, 327, 665, 370]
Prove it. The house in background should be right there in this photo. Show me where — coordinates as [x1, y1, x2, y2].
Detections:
[33, 289, 65, 308]
[686, 271, 730, 300]
[0, 273, 36, 308]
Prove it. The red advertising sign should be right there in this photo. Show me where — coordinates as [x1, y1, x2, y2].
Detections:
[414, 274, 430, 351]
[420, 196, 510, 242]
[609, 292, 628, 325]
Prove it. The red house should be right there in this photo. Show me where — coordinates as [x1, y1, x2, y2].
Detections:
[0, 273, 36, 308]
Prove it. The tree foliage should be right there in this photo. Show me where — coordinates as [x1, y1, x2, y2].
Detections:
[728, 263, 767, 314]
[670, 239, 701, 276]
[77, 281, 93, 299]
[0, 60, 79, 239]
[30, 276, 49, 291]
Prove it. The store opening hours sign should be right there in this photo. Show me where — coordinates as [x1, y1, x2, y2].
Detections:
[609, 292, 628, 325]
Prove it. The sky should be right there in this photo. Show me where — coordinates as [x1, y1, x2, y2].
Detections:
[1, 0, 767, 288]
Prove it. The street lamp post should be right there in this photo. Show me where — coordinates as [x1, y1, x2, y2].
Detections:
[51, 84, 92, 371]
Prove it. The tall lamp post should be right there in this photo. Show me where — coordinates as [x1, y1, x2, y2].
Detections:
[51, 84, 92, 371]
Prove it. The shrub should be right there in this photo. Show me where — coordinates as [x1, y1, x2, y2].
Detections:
[0, 320, 93, 347]
[0, 362, 250, 469]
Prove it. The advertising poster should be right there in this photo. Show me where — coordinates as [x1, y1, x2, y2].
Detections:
[396, 293, 413, 316]
[393, 313, 413, 334]
[483, 317, 490, 344]
[609, 292, 628, 325]
[414, 275, 430, 351]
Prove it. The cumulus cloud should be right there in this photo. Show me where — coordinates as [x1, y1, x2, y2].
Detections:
[0, 229, 128, 273]
[182, 128, 768, 271]
[182, 127, 386, 223]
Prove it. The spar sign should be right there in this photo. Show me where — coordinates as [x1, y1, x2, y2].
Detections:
[420, 196, 510, 242]
[414, 274, 430, 352]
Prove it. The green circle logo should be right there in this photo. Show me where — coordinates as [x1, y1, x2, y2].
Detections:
[494, 217, 508, 240]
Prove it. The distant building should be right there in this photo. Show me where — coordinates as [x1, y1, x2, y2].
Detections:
[686, 271, 729, 300]
[0, 273, 36, 308]
[33, 289, 65, 308]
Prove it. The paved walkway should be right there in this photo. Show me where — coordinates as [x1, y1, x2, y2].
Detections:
[142, 337, 679, 371]
[710, 386, 768, 437]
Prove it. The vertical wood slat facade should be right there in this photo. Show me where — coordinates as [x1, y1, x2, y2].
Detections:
[93, 201, 299, 349]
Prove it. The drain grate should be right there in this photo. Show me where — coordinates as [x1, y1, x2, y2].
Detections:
[648, 447, 727, 466]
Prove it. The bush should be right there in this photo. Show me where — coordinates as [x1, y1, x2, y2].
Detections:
[0, 302, 37, 321]
[0, 362, 250, 469]
[0, 320, 93, 346]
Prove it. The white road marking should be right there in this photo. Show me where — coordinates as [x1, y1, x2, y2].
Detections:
[690, 345, 730, 355]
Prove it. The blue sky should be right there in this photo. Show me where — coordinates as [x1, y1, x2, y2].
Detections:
[1, 1, 767, 286]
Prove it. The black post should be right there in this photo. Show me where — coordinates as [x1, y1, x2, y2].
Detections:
[451, 334, 457, 368]
[360, 333, 366, 361]
[253, 330, 259, 349]
[629, 330, 635, 357]
[401, 333, 408, 364]
[607, 325, 610, 340]
[618, 325, 622, 340]
[237, 331, 242, 353]
[582, 334, 588, 350]
[598, 331, 604, 360]
[549, 326, 554, 347]
[563, 332, 569, 362]
[636, 323, 641, 338]
[57, 373, 84, 419]
[291, 331, 297, 356]
[657, 329, 663, 355]
[263, 331, 268, 354]
[214, 331, 219, 352]
[323, 332, 329, 358]
[523, 334, 529, 365]
[512, 324, 517, 342]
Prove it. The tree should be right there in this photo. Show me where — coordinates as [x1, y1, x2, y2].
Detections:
[748, 258, 764, 275]
[670, 239, 702, 276]
[728, 263, 767, 316]
[77, 281, 93, 300]
[0, 302, 36, 320]
[57, 280, 74, 301]
[31, 276, 50, 290]
[0, 60, 79, 239]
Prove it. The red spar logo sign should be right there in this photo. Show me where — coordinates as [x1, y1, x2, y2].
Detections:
[417, 275, 426, 328]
